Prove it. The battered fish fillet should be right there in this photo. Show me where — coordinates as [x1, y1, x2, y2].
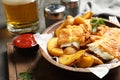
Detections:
[57, 24, 91, 49]
[88, 28, 120, 60]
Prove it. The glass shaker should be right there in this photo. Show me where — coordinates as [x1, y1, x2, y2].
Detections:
[44, 4, 65, 27]
[61, 0, 80, 17]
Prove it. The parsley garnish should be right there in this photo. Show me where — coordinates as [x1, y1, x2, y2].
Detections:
[18, 72, 32, 80]
[18, 69, 32, 80]
[91, 18, 105, 32]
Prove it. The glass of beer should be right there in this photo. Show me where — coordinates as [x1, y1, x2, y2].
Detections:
[2, 0, 40, 34]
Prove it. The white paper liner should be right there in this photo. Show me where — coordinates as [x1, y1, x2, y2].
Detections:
[34, 33, 120, 79]
[34, 33, 54, 54]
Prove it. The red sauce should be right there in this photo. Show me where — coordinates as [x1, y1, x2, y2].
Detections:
[13, 34, 37, 48]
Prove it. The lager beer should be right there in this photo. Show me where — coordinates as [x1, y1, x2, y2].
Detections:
[2, 0, 39, 34]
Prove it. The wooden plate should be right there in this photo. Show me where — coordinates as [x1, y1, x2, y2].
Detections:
[39, 19, 120, 72]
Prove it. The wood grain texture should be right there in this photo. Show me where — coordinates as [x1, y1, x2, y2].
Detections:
[7, 42, 41, 80]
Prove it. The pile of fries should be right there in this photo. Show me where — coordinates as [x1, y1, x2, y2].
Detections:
[47, 11, 120, 68]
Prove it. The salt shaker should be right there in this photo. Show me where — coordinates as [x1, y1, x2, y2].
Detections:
[61, 0, 80, 17]
[44, 4, 65, 27]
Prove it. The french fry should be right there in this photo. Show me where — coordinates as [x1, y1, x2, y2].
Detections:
[63, 46, 78, 55]
[74, 17, 86, 25]
[76, 55, 94, 68]
[85, 52, 104, 65]
[59, 50, 85, 66]
[74, 17, 92, 32]
[81, 11, 93, 19]
[47, 37, 64, 56]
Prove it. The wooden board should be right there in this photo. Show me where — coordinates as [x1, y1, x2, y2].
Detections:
[6, 42, 42, 80]
[6, 42, 120, 80]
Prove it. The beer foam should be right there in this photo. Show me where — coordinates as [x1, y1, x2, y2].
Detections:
[3, 0, 35, 5]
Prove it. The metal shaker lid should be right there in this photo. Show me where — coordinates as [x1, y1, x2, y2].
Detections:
[68, 0, 79, 2]
[62, 0, 79, 3]
[44, 4, 65, 14]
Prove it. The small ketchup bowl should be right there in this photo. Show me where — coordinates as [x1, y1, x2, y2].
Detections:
[13, 34, 39, 57]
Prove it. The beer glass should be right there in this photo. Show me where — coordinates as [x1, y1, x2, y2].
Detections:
[2, 0, 40, 34]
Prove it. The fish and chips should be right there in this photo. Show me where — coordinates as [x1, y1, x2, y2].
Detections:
[47, 11, 120, 68]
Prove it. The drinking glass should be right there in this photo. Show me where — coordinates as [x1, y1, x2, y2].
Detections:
[2, 0, 40, 34]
